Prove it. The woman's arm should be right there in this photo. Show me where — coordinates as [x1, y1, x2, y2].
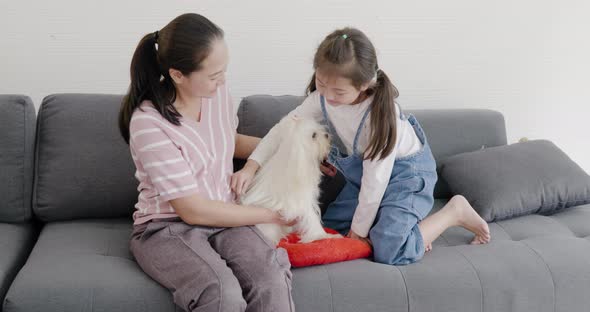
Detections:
[171, 193, 293, 227]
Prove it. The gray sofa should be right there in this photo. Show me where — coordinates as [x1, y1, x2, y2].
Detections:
[0, 96, 38, 311]
[2, 93, 590, 312]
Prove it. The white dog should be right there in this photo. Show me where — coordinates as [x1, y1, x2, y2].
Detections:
[240, 115, 343, 245]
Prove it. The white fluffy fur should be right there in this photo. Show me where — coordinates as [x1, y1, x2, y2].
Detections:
[239, 116, 342, 245]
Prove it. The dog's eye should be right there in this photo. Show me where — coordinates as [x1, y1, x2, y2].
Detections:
[312, 132, 317, 139]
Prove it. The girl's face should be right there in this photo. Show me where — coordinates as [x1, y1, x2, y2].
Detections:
[171, 38, 229, 99]
[315, 70, 369, 106]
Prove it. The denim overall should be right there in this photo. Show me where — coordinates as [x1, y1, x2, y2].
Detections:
[320, 96, 438, 265]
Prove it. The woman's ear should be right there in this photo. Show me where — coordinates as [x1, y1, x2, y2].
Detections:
[359, 82, 371, 92]
[169, 68, 184, 84]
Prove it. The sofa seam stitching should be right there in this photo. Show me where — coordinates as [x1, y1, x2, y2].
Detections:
[21, 98, 27, 222]
[543, 216, 578, 237]
[494, 222, 512, 240]
[518, 240, 556, 312]
[32, 97, 45, 222]
[454, 249, 484, 312]
[393, 265, 411, 312]
[322, 266, 335, 312]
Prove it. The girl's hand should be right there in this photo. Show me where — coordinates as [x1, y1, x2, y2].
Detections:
[231, 160, 259, 195]
[347, 230, 372, 246]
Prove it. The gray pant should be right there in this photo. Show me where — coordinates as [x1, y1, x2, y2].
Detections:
[130, 218, 295, 312]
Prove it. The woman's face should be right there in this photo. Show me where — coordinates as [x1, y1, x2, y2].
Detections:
[173, 38, 229, 99]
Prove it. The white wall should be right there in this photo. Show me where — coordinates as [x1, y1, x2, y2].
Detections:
[1, 0, 589, 172]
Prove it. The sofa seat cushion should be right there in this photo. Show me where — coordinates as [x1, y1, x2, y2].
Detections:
[296, 200, 590, 312]
[3, 219, 175, 312]
[0, 223, 36, 308]
[6, 204, 590, 312]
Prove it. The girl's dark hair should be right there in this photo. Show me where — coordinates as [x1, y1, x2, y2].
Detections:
[119, 13, 224, 143]
[306, 27, 399, 161]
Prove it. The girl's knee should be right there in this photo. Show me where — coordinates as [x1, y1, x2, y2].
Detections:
[371, 227, 424, 265]
[372, 239, 405, 265]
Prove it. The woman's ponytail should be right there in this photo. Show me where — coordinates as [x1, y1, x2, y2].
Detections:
[118, 13, 224, 144]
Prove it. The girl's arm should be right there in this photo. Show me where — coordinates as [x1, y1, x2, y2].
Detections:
[231, 121, 283, 194]
[351, 103, 410, 238]
[350, 150, 397, 238]
[234, 134, 261, 159]
[170, 194, 292, 227]
[232, 91, 324, 195]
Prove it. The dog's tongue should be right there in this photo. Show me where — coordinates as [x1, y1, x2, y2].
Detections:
[321, 161, 338, 177]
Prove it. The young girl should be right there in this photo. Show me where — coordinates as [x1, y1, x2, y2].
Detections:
[119, 13, 295, 311]
[233, 27, 491, 265]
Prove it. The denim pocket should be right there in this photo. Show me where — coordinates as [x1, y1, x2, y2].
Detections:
[396, 175, 427, 194]
[413, 173, 436, 220]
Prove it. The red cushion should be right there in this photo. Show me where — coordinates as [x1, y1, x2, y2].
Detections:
[277, 228, 372, 267]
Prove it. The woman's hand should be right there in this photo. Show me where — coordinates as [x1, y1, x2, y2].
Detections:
[231, 159, 260, 195]
[269, 211, 299, 227]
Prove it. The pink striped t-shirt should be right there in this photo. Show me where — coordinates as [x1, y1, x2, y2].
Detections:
[129, 84, 237, 225]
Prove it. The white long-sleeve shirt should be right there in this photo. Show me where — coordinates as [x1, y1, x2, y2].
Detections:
[249, 90, 422, 237]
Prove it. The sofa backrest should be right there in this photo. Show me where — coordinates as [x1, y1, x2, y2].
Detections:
[29, 93, 507, 223]
[33, 94, 137, 222]
[0, 95, 36, 223]
[237, 95, 507, 199]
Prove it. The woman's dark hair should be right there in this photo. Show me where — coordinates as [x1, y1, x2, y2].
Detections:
[119, 13, 223, 143]
[306, 27, 399, 161]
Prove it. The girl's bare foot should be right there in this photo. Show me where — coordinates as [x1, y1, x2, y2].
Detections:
[449, 195, 491, 245]
[425, 243, 433, 252]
